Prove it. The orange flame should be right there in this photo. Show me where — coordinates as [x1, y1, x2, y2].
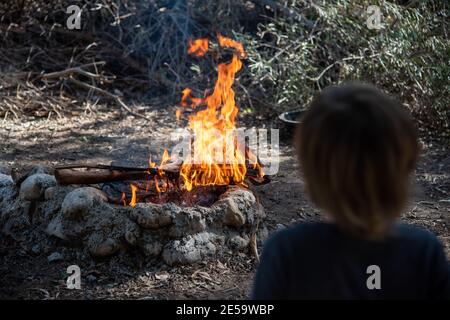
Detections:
[177, 34, 252, 191]
[159, 149, 171, 172]
[129, 184, 137, 207]
[124, 34, 261, 206]
[178, 88, 205, 120]
[148, 156, 157, 169]
[217, 34, 247, 58]
[187, 38, 209, 57]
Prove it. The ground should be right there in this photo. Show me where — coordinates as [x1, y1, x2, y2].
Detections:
[0, 106, 448, 299]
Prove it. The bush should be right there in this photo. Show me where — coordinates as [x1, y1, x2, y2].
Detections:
[243, 0, 449, 142]
[0, 0, 448, 142]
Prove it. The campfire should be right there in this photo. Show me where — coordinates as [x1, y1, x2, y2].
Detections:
[0, 35, 268, 265]
[53, 34, 267, 207]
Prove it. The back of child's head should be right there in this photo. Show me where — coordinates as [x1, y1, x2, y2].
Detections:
[296, 83, 419, 240]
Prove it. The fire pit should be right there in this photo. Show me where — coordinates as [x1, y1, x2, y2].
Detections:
[0, 166, 266, 265]
[0, 35, 269, 266]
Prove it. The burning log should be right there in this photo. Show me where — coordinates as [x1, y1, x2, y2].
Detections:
[54, 163, 269, 186]
[54, 163, 178, 185]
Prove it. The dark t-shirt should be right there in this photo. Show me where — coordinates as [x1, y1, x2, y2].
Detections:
[252, 222, 450, 299]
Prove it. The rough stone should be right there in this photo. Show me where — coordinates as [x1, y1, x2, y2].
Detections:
[0, 165, 11, 175]
[129, 203, 173, 229]
[142, 241, 163, 257]
[19, 173, 56, 201]
[169, 209, 206, 238]
[88, 237, 120, 257]
[228, 234, 250, 250]
[222, 186, 256, 204]
[44, 187, 57, 200]
[138, 231, 163, 257]
[0, 174, 14, 208]
[222, 198, 246, 227]
[61, 187, 107, 220]
[0, 173, 13, 188]
[162, 232, 217, 266]
[1, 201, 32, 240]
[124, 228, 140, 246]
[46, 187, 139, 258]
[210, 186, 262, 228]
[46, 215, 67, 240]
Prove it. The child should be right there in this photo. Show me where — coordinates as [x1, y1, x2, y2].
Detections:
[252, 83, 449, 299]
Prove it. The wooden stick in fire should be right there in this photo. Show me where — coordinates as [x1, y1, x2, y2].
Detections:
[54, 161, 269, 186]
[54, 161, 180, 185]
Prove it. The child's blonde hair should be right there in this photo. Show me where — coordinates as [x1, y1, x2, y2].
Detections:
[296, 83, 419, 240]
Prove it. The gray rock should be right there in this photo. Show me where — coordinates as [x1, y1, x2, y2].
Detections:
[20, 173, 56, 201]
[61, 187, 107, 220]
[1, 201, 33, 240]
[0, 173, 14, 206]
[88, 237, 120, 257]
[228, 234, 249, 250]
[162, 232, 217, 266]
[169, 209, 206, 238]
[142, 241, 163, 257]
[0, 165, 11, 175]
[211, 187, 263, 228]
[222, 198, 246, 227]
[221, 186, 256, 204]
[129, 203, 173, 229]
[138, 231, 163, 257]
[46, 215, 67, 240]
[47, 252, 64, 262]
[0, 173, 13, 188]
[44, 187, 56, 200]
[48, 187, 138, 257]
[125, 229, 139, 246]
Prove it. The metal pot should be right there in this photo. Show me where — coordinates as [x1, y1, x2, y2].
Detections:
[278, 108, 306, 129]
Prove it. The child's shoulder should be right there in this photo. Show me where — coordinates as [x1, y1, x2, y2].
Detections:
[391, 223, 443, 248]
[265, 222, 441, 250]
[263, 222, 337, 252]
[272, 221, 339, 239]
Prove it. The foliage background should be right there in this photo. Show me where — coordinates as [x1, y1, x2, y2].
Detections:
[0, 0, 448, 142]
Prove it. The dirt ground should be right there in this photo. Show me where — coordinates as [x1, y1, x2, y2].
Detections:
[0, 106, 449, 299]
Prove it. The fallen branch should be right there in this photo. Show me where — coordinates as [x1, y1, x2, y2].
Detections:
[68, 77, 151, 121]
[55, 168, 159, 185]
[39, 61, 106, 80]
[54, 163, 268, 186]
